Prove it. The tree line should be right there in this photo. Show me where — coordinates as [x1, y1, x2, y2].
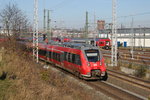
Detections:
[0, 3, 31, 38]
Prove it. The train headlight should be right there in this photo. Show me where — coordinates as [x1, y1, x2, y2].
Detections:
[101, 71, 105, 76]
[87, 62, 90, 66]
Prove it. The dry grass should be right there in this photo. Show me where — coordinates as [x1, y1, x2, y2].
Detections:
[0, 40, 102, 100]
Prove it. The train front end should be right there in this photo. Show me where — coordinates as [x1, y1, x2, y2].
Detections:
[80, 47, 108, 81]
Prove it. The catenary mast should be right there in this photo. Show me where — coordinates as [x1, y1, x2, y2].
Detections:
[33, 0, 39, 63]
[111, 0, 118, 66]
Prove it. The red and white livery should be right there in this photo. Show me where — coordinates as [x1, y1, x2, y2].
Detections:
[37, 42, 108, 80]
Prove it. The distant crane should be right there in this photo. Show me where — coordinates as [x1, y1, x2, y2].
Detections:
[111, 0, 118, 66]
[33, 0, 39, 63]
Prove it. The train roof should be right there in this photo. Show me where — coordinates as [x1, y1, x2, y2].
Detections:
[48, 41, 98, 50]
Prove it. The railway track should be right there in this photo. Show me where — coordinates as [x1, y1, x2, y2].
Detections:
[85, 69, 150, 100]
[40, 60, 150, 100]
[103, 54, 150, 65]
[101, 49, 150, 66]
[107, 69, 150, 90]
[86, 81, 147, 100]
[101, 49, 150, 57]
[102, 52, 150, 59]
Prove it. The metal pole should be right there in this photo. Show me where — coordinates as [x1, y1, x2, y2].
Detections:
[139, 25, 142, 49]
[85, 11, 88, 39]
[47, 10, 50, 40]
[144, 28, 145, 48]
[33, 0, 39, 63]
[111, 0, 118, 66]
[43, 9, 46, 33]
[94, 12, 97, 46]
[47, 10, 52, 41]
[130, 18, 134, 59]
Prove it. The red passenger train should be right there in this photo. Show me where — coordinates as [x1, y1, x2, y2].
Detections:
[96, 38, 111, 49]
[64, 38, 111, 50]
[0, 37, 8, 42]
[37, 41, 108, 80]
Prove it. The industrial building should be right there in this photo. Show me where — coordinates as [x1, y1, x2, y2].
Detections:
[95, 27, 150, 47]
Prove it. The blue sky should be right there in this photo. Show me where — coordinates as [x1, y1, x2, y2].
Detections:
[0, 0, 150, 29]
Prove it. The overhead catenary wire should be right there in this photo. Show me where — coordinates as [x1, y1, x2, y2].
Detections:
[43, 0, 73, 11]
[99, 11, 150, 20]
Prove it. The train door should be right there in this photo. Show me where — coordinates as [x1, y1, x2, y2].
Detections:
[74, 54, 81, 71]
[66, 53, 73, 71]
[63, 52, 71, 70]
[60, 52, 64, 67]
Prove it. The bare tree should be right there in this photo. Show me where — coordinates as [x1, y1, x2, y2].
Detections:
[0, 3, 30, 38]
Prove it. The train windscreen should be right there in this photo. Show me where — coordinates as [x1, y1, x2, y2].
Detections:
[85, 49, 99, 62]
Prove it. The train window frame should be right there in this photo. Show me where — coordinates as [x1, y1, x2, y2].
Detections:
[106, 41, 110, 45]
[75, 55, 81, 66]
[48, 51, 51, 58]
[39, 49, 46, 56]
[57, 53, 61, 62]
[60, 53, 64, 62]
[72, 54, 76, 64]
[53, 52, 56, 60]
[85, 49, 100, 62]
[99, 41, 104, 44]
[64, 52, 67, 61]
[66, 52, 69, 62]
[68, 53, 71, 62]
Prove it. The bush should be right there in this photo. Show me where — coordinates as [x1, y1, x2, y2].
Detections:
[134, 66, 146, 78]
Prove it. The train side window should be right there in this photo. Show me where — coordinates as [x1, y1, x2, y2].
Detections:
[57, 53, 59, 61]
[39, 50, 46, 56]
[46, 51, 49, 58]
[56, 53, 60, 61]
[55, 53, 57, 60]
[100, 42, 104, 44]
[72, 54, 75, 64]
[53, 52, 56, 60]
[52, 52, 54, 59]
[60, 53, 64, 62]
[70, 53, 73, 62]
[51, 52, 53, 59]
[68, 53, 71, 62]
[39, 50, 41, 55]
[66, 52, 69, 61]
[52, 52, 60, 61]
[75, 55, 81, 65]
[106, 41, 110, 45]
[48, 51, 51, 58]
[64, 52, 67, 61]
[44, 50, 46, 56]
